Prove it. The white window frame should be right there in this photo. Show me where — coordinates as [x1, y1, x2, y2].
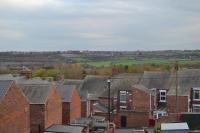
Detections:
[119, 91, 127, 103]
[159, 90, 166, 102]
[120, 106, 127, 110]
[153, 111, 167, 119]
[193, 104, 200, 112]
[193, 88, 200, 101]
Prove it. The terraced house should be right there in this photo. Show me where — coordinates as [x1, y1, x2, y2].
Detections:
[56, 85, 81, 124]
[17, 80, 62, 133]
[0, 80, 30, 133]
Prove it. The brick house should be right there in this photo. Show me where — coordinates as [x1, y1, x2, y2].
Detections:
[140, 71, 171, 119]
[0, 80, 30, 133]
[79, 75, 109, 117]
[143, 69, 200, 123]
[114, 85, 151, 128]
[18, 81, 62, 133]
[160, 69, 200, 122]
[56, 85, 81, 124]
[61, 79, 91, 118]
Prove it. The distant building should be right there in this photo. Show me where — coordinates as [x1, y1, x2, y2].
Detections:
[18, 81, 62, 133]
[56, 85, 81, 124]
[0, 80, 30, 133]
[20, 66, 32, 79]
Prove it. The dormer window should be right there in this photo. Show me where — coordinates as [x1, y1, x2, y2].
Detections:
[193, 88, 200, 101]
[159, 90, 166, 102]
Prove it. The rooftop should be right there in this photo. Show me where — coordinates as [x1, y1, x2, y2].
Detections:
[17, 80, 52, 104]
[44, 124, 83, 133]
[161, 122, 189, 130]
[56, 85, 76, 102]
[0, 80, 13, 101]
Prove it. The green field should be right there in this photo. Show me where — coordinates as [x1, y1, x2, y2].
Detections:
[70, 57, 200, 67]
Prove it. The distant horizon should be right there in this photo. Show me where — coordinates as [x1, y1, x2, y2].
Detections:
[0, 49, 199, 52]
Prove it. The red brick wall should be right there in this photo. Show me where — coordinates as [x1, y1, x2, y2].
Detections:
[30, 104, 44, 133]
[0, 81, 30, 133]
[132, 88, 150, 112]
[115, 112, 149, 128]
[167, 95, 188, 114]
[45, 88, 62, 128]
[62, 102, 70, 124]
[69, 89, 81, 123]
[81, 100, 90, 117]
[158, 114, 180, 123]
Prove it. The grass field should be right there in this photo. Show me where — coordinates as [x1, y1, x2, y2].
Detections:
[70, 57, 200, 67]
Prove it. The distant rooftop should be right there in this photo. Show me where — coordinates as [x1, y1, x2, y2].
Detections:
[0, 74, 14, 80]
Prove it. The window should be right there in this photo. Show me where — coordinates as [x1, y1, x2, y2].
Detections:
[153, 111, 167, 119]
[120, 91, 127, 103]
[193, 88, 200, 101]
[159, 90, 166, 102]
[120, 106, 127, 110]
[193, 104, 200, 112]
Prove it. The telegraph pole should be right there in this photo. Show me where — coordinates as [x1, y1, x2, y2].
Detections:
[107, 77, 111, 122]
[175, 61, 179, 121]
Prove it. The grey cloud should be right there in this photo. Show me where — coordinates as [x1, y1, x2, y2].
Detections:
[0, 0, 200, 51]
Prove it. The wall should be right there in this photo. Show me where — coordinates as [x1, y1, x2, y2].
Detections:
[81, 100, 90, 117]
[115, 111, 149, 128]
[0, 82, 30, 133]
[167, 95, 188, 114]
[30, 104, 44, 133]
[45, 88, 62, 128]
[62, 102, 70, 124]
[69, 89, 81, 123]
[132, 88, 150, 112]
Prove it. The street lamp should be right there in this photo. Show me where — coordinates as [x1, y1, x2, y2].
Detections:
[107, 77, 111, 122]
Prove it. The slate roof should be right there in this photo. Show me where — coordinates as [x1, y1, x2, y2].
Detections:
[80, 75, 109, 100]
[44, 124, 83, 133]
[16, 78, 50, 84]
[0, 80, 13, 101]
[0, 74, 14, 80]
[100, 74, 142, 97]
[56, 85, 75, 102]
[140, 71, 171, 89]
[17, 80, 52, 104]
[168, 69, 200, 96]
[132, 84, 150, 93]
[63, 79, 83, 89]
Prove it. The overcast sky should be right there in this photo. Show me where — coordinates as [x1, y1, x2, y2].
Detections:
[0, 0, 200, 51]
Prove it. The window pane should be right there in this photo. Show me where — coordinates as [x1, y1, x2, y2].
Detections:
[120, 94, 126, 102]
[161, 97, 165, 100]
[194, 90, 200, 99]
[161, 92, 166, 96]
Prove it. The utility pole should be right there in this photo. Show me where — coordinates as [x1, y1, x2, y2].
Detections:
[107, 77, 111, 122]
[175, 61, 179, 121]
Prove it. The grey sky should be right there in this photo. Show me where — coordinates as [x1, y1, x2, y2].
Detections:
[0, 0, 200, 51]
